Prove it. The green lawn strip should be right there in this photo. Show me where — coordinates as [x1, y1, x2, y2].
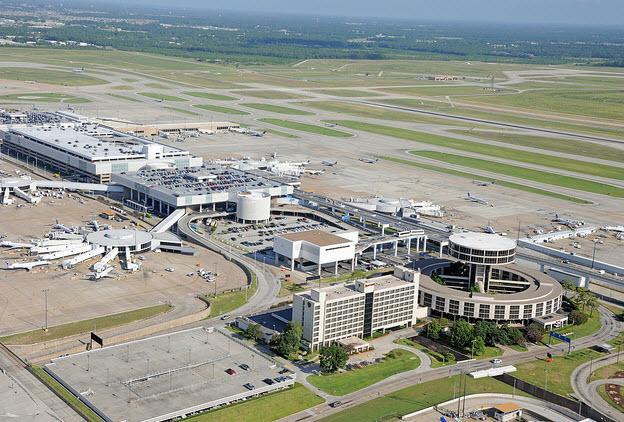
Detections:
[183, 91, 238, 101]
[301, 101, 470, 126]
[590, 362, 624, 382]
[327, 120, 624, 181]
[260, 118, 352, 137]
[265, 128, 299, 139]
[542, 310, 601, 344]
[0, 93, 90, 103]
[0, 67, 106, 86]
[30, 366, 103, 421]
[598, 384, 624, 413]
[380, 85, 511, 96]
[241, 103, 313, 115]
[0, 304, 172, 345]
[311, 89, 382, 97]
[231, 90, 309, 100]
[450, 129, 624, 163]
[164, 106, 200, 116]
[193, 104, 250, 115]
[411, 151, 624, 198]
[380, 156, 592, 204]
[110, 85, 133, 90]
[394, 338, 454, 368]
[380, 98, 624, 140]
[108, 93, 142, 103]
[145, 82, 172, 89]
[186, 383, 324, 422]
[322, 374, 528, 422]
[201, 273, 257, 318]
[515, 348, 603, 396]
[308, 349, 420, 395]
[509, 344, 529, 352]
[137, 92, 187, 102]
[321, 268, 390, 284]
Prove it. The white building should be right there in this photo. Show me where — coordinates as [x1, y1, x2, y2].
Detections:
[273, 229, 359, 275]
[292, 267, 423, 350]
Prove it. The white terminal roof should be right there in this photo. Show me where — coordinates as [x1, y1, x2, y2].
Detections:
[449, 232, 517, 251]
[87, 229, 152, 248]
[279, 230, 352, 247]
[10, 125, 184, 162]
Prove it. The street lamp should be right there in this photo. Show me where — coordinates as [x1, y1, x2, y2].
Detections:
[42, 289, 49, 332]
[591, 240, 598, 269]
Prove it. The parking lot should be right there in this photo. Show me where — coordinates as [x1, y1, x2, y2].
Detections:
[45, 327, 293, 422]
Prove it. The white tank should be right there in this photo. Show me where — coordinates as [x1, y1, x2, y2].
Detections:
[236, 191, 271, 222]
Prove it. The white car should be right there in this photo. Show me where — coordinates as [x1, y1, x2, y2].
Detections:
[491, 358, 502, 365]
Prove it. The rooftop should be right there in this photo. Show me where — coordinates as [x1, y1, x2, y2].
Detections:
[302, 273, 414, 302]
[449, 232, 517, 251]
[494, 402, 522, 413]
[279, 229, 352, 247]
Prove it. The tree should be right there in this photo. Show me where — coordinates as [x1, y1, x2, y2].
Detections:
[319, 344, 348, 373]
[272, 322, 303, 357]
[427, 320, 442, 340]
[245, 323, 262, 342]
[444, 352, 455, 364]
[561, 280, 576, 297]
[585, 294, 598, 317]
[474, 321, 498, 346]
[472, 336, 486, 356]
[570, 309, 589, 325]
[526, 323, 545, 343]
[450, 320, 474, 349]
[507, 327, 525, 346]
[431, 273, 446, 285]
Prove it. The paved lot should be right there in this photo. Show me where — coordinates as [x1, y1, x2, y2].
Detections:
[45, 327, 288, 422]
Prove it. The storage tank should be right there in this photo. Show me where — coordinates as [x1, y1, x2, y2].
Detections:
[236, 191, 271, 223]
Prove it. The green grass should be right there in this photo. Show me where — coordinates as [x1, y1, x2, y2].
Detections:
[394, 338, 454, 368]
[144, 82, 172, 89]
[321, 268, 389, 284]
[241, 103, 313, 115]
[411, 151, 624, 198]
[380, 156, 592, 204]
[201, 274, 257, 317]
[380, 85, 512, 96]
[164, 106, 200, 116]
[30, 366, 103, 421]
[231, 90, 309, 100]
[0, 92, 90, 103]
[451, 129, 624, 163]
[193, 104, 250, 115]
[590, 361, 624, 382]
[327, 120, 624, 181]
[312, 89, 382, 97]
[544, 310, 602, 343]
[137, 92, 187, 102]
[186, 383, 324, 422]
[108, 93, 142, 102]
[515, 348, 603, 396]
[322, 374, 527, 422]
[308, 349, 420, 396]
[0, 304, 172, 345]
[598, 384, 624, 413]
[265, 128, 299, 138]
[110, 85, 133, 90]
[183, 91, 238, 101]
[0, 67, 106, 86]
[260, 118, 352, 137]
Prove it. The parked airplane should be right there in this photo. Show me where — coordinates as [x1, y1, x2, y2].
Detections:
[4, 260, 49, 271]
[359, 157, 378, 164]
[322, 160, 338, 166]
[483, 225, 496, 234]
[465, 192, 493, 207]
[552, 213, 584, 229]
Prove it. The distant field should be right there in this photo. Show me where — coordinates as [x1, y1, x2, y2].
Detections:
[0, 92, 89, 103]
[531, 75, 624, 89]
[379, 85, 512, 96]
[183, 91, 238, 101]
[164, 106, 200, 116]
[264, 128, 299, 138]
[241, 103, 313, 115]
[411, 151, 624, 198]
[110, 85, 133, 90]
[0, 67, 106, 86]
[137, 92, 187, 102]
[193, 104, 250, 115]
[329, 120, 624, 181]
[231, 90, 310, 100]
[450, 129, 624, 163]
[107, 93, 142, 103]
[311, 89, 382, 97]
[381, 156, 591, 204]
[145, 82, 172, 89]
[260, 118, 352, 137]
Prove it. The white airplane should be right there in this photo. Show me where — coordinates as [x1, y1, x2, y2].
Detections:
[473, 180, 494, 187]
[0, 241, 35, 250]
[465, 192, 493, 207]
[322, 160, 338, 166]
[359, 157, 378, 164]
[5, 260, 49, 271]
[483, 225, 496, 234]
[552, 214, 584, 229]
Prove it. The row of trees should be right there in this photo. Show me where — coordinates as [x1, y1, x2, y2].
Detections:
[562, 281, 599, 317]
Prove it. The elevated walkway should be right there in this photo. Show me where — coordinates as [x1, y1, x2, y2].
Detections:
[151, 209, 187, 234]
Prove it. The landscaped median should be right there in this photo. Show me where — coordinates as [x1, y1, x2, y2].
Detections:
[193, 104, 250, 115]
[259, 118, 353, 137]
[308, 349, 420, 396]
[199, 272, 258, 318]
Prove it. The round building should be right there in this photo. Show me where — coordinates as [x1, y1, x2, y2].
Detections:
[236, 191, 271, 224]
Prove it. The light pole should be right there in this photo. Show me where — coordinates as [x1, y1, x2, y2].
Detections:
[591, 240, 597, 269]
[42, 289, 49, 331]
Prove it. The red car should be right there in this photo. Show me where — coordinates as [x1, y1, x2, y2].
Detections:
[225, 368, 236, 375]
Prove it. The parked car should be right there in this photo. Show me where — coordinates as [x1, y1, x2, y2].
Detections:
[490, 358, 502, 365]
[221, 314, 231, 321]
[243, 383, 255, 390]
[263, 378, 274, 385]
[225, 368, 236, 375]
[239, 363, 250, 371]
[329, 401, 342, 408]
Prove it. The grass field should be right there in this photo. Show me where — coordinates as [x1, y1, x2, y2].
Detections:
[0, 304, 172, 345]
[183, 91, 238, 101]
[311, 89, 382, 97]
[201, 275, 257, 318]
[110, 85, 133, 90]
[144, 82, 172, 89]
[598, 384, 624, 413]
[380, 85, 512, 96]
[515, 348, 603, 396]
[590, 362, 624, 382]
[231, 90, 309, 100]
[30, 366, 103, 421]
[186, 383, 324, 422]
[108, 93, 142, 102]
[265, 128, 299, 138]
[260, 118, 352, 137]
[308, 349, 420, 396]
[411, 150, 624, 198]
[322, 374, 527, 422]
[192, 104, 250, 115]
[543, 310, 602, 344]
[0, 67, 106, 86]
[164, 106, 200, 116]
[381, 156, 592, 204]
[0, 92, 90, 103]
[137, 92, 187, 102]
[328, 120, 624, 181]
[394, 338, 454, 368]
[241, 103, 313, 115]
[451, 129, 624, 163]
